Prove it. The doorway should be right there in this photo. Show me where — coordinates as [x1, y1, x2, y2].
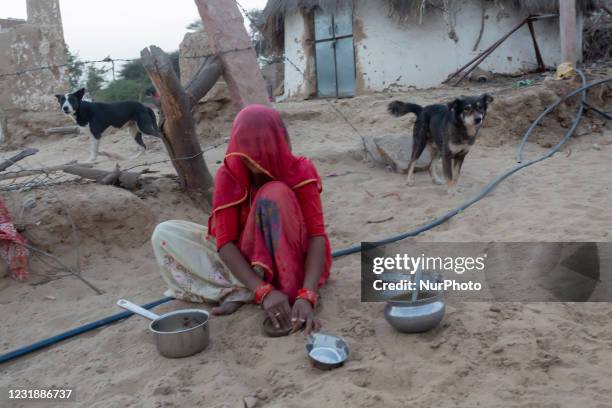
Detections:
[313, 2, 356, 98]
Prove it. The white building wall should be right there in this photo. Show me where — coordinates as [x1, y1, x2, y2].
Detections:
[282, 0, 575, 96]
[283, 10, 310, 99]
[354, 0, 564, 90]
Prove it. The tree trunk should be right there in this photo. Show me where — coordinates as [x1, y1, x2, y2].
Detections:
[185, 56, 224, 108]
[63, 164, 143, 190]
[141, 45, 217, 204]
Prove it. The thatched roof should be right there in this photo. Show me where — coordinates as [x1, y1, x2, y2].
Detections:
[261, 0, 597, 52]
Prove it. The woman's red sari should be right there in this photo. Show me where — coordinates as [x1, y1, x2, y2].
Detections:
[208, 105, 331, 302]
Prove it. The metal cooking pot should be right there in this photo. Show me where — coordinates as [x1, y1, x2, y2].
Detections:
[117, 299, 210, 358]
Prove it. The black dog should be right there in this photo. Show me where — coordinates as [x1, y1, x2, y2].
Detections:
[388, 94, 493, 190]
[55, 88, 162, 163]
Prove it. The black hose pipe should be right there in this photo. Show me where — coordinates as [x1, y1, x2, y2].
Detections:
[1, 75, 611, 366]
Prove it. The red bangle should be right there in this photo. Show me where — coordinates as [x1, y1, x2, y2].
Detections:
[254, 282, 274, 305]
[296, 288, 318, 307]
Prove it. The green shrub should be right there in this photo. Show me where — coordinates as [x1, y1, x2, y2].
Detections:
[96, 79, 147, 102]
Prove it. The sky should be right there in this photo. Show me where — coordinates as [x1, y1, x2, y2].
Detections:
[0, 0, 268, 63]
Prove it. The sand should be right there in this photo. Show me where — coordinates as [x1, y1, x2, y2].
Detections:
[1, 73, 612, 407]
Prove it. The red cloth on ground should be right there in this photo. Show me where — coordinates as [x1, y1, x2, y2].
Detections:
[0, 197, 29, 280]
[208, 105, 331, 299]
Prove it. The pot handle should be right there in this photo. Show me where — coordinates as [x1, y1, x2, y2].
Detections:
[117, 299, 160, 321]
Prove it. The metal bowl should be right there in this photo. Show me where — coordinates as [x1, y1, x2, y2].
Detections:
[305, 333, 349, 370]
[384, 292, 445, 333]
[383, 270, 446, 333]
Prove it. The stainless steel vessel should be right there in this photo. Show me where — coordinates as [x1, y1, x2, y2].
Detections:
[383, 269, 446, 333]
[305, 333, 349, 370]
[117, 299, 210, 358]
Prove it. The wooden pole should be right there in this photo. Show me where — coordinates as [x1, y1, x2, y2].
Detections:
[560, 0, 578, 64]
[527, 19, 545, 72]
[141, 45, 217, 203]
[452, 18, 529, 86]
[445, 17, 528, 84]
[63, 164, 143, 190]
[0, 148, 38, 172]
[184, 56, 224, 108]
[45, 126, 80, 135]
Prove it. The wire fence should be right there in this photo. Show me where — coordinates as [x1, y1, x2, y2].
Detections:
[0, 46, 254, 79]
[1, 0, 375, 190]
[0, 159, 71, 192]
[0, 139, 231, 193]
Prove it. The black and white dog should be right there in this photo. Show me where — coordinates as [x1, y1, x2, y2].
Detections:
[55, 88, 162, 163]
[388, 94, 493, 190]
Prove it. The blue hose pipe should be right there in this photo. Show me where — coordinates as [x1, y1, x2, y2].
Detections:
[0, 297, 174, 365]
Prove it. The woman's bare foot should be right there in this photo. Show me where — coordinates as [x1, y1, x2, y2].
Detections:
[212, 301, 244, 316]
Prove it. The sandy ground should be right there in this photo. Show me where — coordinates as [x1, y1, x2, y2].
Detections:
[1, 76, 612, 407]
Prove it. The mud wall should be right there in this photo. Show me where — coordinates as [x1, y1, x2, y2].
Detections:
[179, 31, 236, 141]
[179, 31, 215, 86]
[282, 0, 583, 96]
[261, 62, 285, 97]
[0, 18, 26, 32]
[0, 0, 69, 112]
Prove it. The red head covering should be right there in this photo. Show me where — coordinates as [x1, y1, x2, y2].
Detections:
[208, 105, 321, 236]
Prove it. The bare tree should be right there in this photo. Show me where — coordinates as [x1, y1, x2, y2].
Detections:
[140, 46, 223, 205]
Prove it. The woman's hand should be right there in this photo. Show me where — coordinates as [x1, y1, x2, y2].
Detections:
[291, 298, 320, 335]
[262, 290, 292, 329]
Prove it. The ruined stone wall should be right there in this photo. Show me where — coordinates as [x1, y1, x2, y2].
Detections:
[179, 31, 236, 141]
[0, 18, 26, 32]
[0, 0, 69, 112]
[179, 31, 214, 87]
[179, 30, 230, 99]
[261, 62, 284, 97]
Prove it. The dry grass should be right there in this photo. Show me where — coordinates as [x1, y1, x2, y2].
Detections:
[584, 9, 612, 62]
